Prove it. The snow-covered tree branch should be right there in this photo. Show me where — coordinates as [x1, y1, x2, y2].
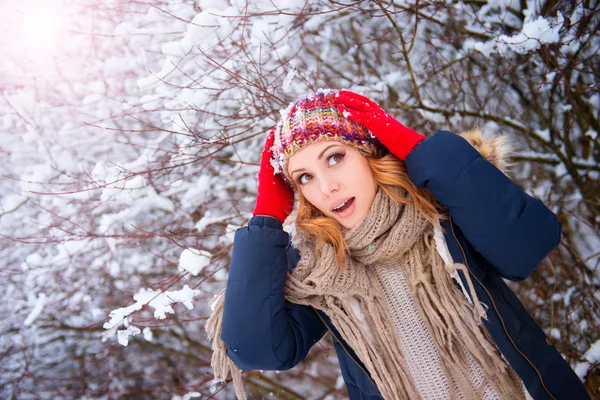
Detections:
[1, 0, 598, 398]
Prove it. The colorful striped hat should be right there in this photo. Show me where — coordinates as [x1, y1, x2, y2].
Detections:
[271, 89, 385, 185]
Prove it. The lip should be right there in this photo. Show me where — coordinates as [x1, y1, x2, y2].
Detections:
[332, 197, 356, 219]
[330, 197, 353, 211]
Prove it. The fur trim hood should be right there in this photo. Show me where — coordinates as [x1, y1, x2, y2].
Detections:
[458, 128, 513, 177]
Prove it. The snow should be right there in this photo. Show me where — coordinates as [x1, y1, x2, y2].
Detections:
[172, 392, 202, 400]
[114, 22, 138, 37]
[468, 13, 564, 57]
[0, 0, 597, 397]
[136, 286, 200, 319]
[103, 302, 144, 330]
[195, 210, 230, 233]
[282, 69, 297, 92]
[584, 129, 598, 140]
[222, 224, 239, 245]
[512, 151, 558, 162]
[497, 14, 563, 54]
[143, 327, 153, 342]
[180, 175, 212, 210]
[199, 0, 229, 11]
[178, 248, 211, 276]
[104, 285, 201, 341]
[1, 194, 26, 212]
[23, 293, 46, 326]
[181, 10, 229, 53]
[549, 328, 561, 340]
[575, 339, 600, 379]
[473, 41, 496, 58]
[117, 325, 141, 346]
[209, 292, 224, 313]
[563, 287, 576, 307]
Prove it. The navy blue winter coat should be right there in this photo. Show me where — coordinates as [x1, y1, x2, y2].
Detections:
[221, 130, 589, 400]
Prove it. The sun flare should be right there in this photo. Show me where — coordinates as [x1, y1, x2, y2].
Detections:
[0, 0, 66, 61]
[22, 7, 62, 52]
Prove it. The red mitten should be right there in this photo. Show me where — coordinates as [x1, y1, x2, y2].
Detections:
[334, 90, 426, 160]
[253, 127, 295, 224]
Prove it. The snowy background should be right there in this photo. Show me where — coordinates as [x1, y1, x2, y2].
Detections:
[1, 0, 598, 398]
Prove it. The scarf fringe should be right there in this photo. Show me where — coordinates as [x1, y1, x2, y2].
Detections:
[205, 187, 525, 399]
[205, 290, 247, 400]
[414, 236, 522, 399]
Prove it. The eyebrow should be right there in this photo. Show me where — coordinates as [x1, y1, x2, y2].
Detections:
[289, 143, 343, 177]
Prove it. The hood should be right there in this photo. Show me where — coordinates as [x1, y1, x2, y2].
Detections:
[458, 128, 513, 177]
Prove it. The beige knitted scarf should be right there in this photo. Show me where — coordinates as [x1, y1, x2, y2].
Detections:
[206, 130, 524, 399]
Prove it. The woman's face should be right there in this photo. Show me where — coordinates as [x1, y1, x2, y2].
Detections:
[287, 141, 377, 229]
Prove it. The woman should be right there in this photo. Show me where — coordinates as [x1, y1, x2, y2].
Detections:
[206, 90, 589, 400]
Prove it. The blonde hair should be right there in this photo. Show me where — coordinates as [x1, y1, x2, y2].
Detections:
[296, 152, 446, 268]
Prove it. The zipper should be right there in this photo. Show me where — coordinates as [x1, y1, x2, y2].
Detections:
[313, 309, 379, 389]
[448, 215, 556, 400]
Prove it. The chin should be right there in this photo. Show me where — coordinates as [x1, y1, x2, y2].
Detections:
[338, 215, 361, 230]
[329, 206, 366, 230]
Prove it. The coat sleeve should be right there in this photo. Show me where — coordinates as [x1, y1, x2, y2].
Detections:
[405, 130, 562, 281]
[221, 216, 327, 371]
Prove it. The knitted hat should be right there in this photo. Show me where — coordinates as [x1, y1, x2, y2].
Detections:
[271, 89, 385, 185]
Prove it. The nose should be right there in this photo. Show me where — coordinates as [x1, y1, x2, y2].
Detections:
[319, 174, 339, 196]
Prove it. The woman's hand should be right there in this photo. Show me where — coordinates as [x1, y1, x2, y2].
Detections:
[334, 90, 426, 160]
[253, 127, 295, 224]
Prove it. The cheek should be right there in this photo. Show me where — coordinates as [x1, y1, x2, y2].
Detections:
[355, 164, 377, 202]
[300, 186, 328, 214]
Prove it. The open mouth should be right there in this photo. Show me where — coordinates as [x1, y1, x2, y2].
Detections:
[332, 197, 355, 214]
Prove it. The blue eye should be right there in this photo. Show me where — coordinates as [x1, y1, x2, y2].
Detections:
[328, 153, 345, 166]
